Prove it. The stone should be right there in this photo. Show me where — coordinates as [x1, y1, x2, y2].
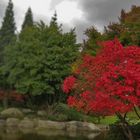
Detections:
[22, 108, 34, 114]
[87, 133, 101, 139]
[37, 120, 66, 130]
[37, 110, 47, 117]
[66, 121, 101, 132]
[18, 118, 34, 129]
[77, 122, 101, 132]
[66, 121, 78, 132]
[6, 118, 19, 127]
[1, 108, 24, 118]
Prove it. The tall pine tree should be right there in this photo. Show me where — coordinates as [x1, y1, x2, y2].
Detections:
[22, 7, 34, 30]
[0, 0, 16, 63]
[50, 11, 61, 31]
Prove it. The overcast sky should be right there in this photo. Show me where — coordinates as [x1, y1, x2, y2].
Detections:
[0, 0, 140, 42]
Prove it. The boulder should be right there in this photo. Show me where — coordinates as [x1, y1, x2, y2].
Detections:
[77, 122, 100, 132]
[1, 108, 23, 118]
[18, 118, 34, 129]
[37, 110, 47, 117]
[66, 121, 77, 132]
[37, 120, 66, 130]
[66, 121, 101, 132]
[6, 118, 19, 127]
[22, 108, 34, 114]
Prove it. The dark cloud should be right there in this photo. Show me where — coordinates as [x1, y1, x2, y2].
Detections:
[71, 19, 90, 43]
[1, 0, 140, 43]
[72, 0, 140, 42]
[77, 0, 140, 29]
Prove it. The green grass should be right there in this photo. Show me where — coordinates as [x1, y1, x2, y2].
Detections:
[127, 109, 140, 124]
[98, 109, 140, 125]
[100, 116, 118, 125]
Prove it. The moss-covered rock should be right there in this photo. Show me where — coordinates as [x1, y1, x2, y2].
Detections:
[1, 108, 24, 118]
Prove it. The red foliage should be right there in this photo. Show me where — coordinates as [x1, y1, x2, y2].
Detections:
[62, 38, 140, 116]
[62, 76, 76, 93]
[0, 90, 25, 102]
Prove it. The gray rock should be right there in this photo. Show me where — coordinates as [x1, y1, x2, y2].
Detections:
[77, 122, 101, 132]
[18, 118, 34, 129]
[6, 118, 20, 127]
[66, 121, 100, 132]
[22, 109, 33, 114]
[37, 120, 66, 130]
[1, 108, 23, 118]
[66, 121, 78, 132]
[87, 133, 101, 139]
[37, 111, 47, 117]
[36, 120, 100, 132]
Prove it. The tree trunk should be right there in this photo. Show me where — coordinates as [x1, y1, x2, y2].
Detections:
[134, 106, 140, 119]
[120, 123, 134, 140]
[117, 113, 134, 140]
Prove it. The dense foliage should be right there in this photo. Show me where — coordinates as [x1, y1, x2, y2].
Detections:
[0, 1, 79, 107]
[0, 0, 16, 64]
[63, 38, 140, 115]
[63, 39, 140, 140]
[83, 26, 104, 55]
[22, 7, 34, 30]
[2, 17, 79, 104]
[104, 6, 140, 46]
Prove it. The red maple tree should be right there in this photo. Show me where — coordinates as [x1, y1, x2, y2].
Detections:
[63, 39, 140, 140]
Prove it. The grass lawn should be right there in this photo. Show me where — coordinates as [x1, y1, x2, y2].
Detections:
[100, 116, 118, 125]
[98, 109, 140, 125]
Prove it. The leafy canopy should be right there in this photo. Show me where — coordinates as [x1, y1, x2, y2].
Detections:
[63, 39, 140, 116]
[3, 18, 79, 96]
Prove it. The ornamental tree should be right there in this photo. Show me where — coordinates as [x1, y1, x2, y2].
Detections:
[63, 38, 140, 114]
[63, 39, 140, 140]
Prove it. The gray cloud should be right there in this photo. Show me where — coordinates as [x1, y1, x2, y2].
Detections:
[50, 0, 63, 9]
[71, 19, 90, 43]
[0, 0, 7, 25]
[50, 0, 140, 42]
[77, 0, 140, 30]
[50, 0, 75, 9]
[1, 0, 140, 43]
[71, 0, 140, 42]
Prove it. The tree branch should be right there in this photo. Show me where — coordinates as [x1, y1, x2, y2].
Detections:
[134, 106, 140, 119]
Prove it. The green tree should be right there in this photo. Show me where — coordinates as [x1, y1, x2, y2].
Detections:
[104, 5, 140, 46]
[21, 7, 34, 30]
[3, 18, 79, 107]
[0, 0, 16, 63]
[83, 26, 104, 56]
[0, 0, 16, 108]
[50, 11, 58, 29]
[119, 9, 126, 23]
